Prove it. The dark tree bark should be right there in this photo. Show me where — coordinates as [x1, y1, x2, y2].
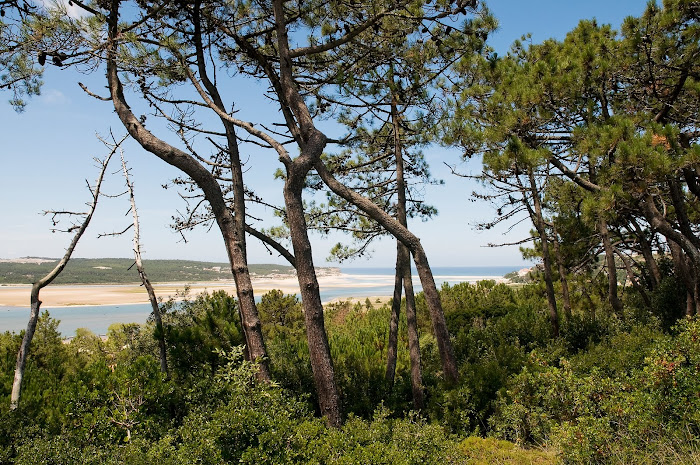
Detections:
[11, 147, 115, 410]
[315, 161, 458, 383]
[385, 95, 424, 408]
[524, 170, 559, 338]
[269, 0, 342, 426]
[552, 226, 572, 321]
[284, 145, 341, 427]
[106, 3, 270, 380]
[598, 215, 624, 316]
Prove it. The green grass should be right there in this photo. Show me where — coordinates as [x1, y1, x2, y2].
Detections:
[458, 437, 559, 464]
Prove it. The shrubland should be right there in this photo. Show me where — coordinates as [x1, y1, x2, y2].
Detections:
[2, 275, 699, 464]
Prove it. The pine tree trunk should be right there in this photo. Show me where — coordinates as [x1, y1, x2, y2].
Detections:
[385, 250, 403, 387]
[191, 12, 270, 378]
[539, 228, 560, 338]
[552, 227, 572, 321]
[284, 165, 341, 427]
[400, 244, 425, 410]
[385, 95, 425, 405]
[315, 163, 458, 384]
[106, 27, 271, 380]
[525, 171, 559, 338]
[599, 216, 624, 316]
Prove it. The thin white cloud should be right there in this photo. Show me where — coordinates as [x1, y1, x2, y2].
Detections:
[39, 89, 70, 105]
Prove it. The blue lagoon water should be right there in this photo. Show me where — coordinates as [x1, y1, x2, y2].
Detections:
[0, 303, 157, 337]
[1, 266, 520, 337]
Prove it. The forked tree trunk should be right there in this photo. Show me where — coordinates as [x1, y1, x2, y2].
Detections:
[400, 245, 424, 409]
[106, 10, 270, 380]
[386, 244, 425, 410]
[11, 149, 115, 410]
[315, 161, 458, 383]
[387, 96, 423, 407]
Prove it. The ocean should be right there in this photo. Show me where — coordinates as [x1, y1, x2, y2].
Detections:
[1, 266, 519, 337]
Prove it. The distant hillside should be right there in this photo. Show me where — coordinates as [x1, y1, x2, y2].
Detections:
[0, 258, 299, 285]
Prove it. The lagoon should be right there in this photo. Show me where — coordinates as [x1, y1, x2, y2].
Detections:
[0, 266, 517, 336]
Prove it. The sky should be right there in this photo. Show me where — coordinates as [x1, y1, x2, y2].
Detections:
[0, 0, 650, 269]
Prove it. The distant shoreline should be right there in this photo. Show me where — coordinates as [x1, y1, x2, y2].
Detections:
[0, 277, 304, 308]
[0, 270, 513, 308]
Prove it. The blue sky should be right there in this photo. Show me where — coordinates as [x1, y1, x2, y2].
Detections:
[0, 0, 649, 268]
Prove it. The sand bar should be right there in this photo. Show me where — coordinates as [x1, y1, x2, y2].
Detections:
[0, 273, 406, 307]
[0, 276, 306, 308]
[0, 272, 508, 308]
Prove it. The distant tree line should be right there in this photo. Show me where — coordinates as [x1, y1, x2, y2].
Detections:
[0, 259, 297, 285]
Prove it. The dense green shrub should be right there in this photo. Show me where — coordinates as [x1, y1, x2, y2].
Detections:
[427, 282, 553, 436]
[3, 281, 698, 463]
[491, 318, 700, 463]
[162, 290, 245, 379]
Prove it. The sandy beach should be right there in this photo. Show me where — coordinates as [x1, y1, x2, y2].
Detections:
[0, 271, 509, 308]
[0, 270, 510, 335]
[0, 276, 308, 308]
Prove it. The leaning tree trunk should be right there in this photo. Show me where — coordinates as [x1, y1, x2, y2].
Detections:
[190, 7, 269, 375]
[11, 148, 115, 410]
[400, 244, 425, 409]
[385, 95, 424, 407]
[315, 161, 458, 384]
[106, 14, 270, 380]
[121, 153, 169, 377]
